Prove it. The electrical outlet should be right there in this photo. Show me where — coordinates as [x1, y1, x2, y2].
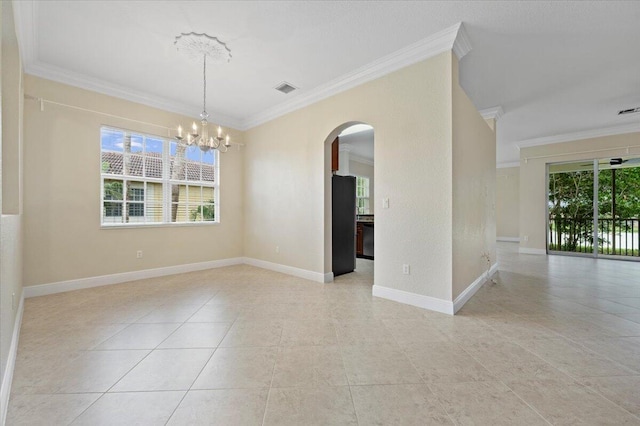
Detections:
[402, 264, 410, 275]
[383, 198, 390, 209]
[136, 250, 143, 259]
[275, 246, 280, 254]
[12, 292, 16, 310]
[523, 235, 529, 242]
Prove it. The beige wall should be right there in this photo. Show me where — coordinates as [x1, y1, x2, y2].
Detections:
[496, 166, 520, 239]
[451, 55, 496, 300]
[244, 52, 455, 300]
[348, 159, 374, 214]
[519, 132, 640, 251]
[1, 0, 20, 215]
[23, 76, 245, 286]
[1, 0, 24, 410]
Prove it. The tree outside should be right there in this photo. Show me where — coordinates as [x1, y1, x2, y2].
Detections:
[190, 201, 215, 221]
[548, 163, 640, 256]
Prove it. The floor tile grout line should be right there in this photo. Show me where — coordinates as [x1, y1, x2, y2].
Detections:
[577, 378, 640, 422]
[382, 319, 460, 426]
[456, 338, 560, 425]
[423, 383, 461, 426]
[63, 392, 107, 425]
[556, 332, 640, 376]
[163, 348, 219, 425]
[500, 381, 555, 426]
[260, 318, 284, 426]
[345, 382, 361, 426]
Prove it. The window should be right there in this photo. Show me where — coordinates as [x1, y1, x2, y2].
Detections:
[128, 187, 145, 217]
[100, 127, 218, 226]
[356, 176, 370, 214]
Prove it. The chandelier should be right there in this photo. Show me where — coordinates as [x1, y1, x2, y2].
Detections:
[174, 33, 232, 153]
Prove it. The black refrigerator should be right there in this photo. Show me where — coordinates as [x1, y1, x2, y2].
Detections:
[332, 175, 356, 276]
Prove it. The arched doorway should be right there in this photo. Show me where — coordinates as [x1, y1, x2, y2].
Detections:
[323, 122, 374, 285]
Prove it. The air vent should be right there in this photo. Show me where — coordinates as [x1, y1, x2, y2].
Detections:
[275, 82, 297, 94]
[618, 107, 640, 115]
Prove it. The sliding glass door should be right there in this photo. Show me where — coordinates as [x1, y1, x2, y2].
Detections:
[597, 159, 640, 257]
[547, 157, 640, 259]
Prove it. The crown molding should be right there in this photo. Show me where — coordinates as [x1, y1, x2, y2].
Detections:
[24, 61, 244, 130]
[497, 161, 520, 168]
[516, 122, 640, 151]
[479, 106, 504, 121]
[12, 0, 37, 66]
[452, 22, 472, 60]
[242, 22, 471, 130]
[14, 4, 470, 133]
[349, 154, 374, 166]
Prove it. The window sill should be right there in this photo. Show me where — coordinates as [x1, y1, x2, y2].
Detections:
[100, 222, 220, 230]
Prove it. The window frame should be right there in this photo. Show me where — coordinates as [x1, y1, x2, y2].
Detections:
[355, 175, 370, 215]
[100, 126, 220, 228]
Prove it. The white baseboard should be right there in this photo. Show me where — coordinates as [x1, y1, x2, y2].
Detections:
[518, 247, 547, 255]
[453, 262, 499, 314]
[22, 256, 332, 300]
[1, 292, 24, 425]
[23, 258, 244, 298]
[497, 237, 520, 242]
[243, 257, 327, 283]
[372, 285, 454, 315]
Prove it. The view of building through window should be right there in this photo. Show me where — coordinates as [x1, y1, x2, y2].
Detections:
[100, 127, 218, 225]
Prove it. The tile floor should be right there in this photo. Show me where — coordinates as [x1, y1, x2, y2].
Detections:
[7, 243, 640, 425]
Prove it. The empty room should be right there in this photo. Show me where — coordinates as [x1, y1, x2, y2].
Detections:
[1, 1, 640, 425]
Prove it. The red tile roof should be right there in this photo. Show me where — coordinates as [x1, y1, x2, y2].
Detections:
[101, 151, 215, 182]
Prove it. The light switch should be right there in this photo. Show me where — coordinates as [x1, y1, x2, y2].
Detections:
[383, 198, 389, 209]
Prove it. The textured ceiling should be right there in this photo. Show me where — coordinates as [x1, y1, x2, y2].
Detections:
[13, 1, 640, 165]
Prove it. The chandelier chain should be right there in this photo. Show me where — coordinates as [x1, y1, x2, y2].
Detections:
[202, 54, 207, 118]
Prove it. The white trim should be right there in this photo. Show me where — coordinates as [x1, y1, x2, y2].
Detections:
[23, 258, 244, 298]
[24, 61, 243, 130]
[452, 22, 472, 60]
[479, 106, 504, 121]
[242, 257, 327, 283]
[372, 285, 454, 315]
[349, 154, 374, 166]
[14, 8, 469, 133]
[323, 272, 334, 284]
[516, 122, 640, 151]
[12, 0, 37, 67]
[1, 292, 24, 425]
[453, 262, 499, 314]
[243, 22, 470, 129]
[497, 161, 520, 169]
[497, 237, 520, 242]
[518, 247, 547, 255]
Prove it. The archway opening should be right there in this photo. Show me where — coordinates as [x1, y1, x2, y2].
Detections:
[323, 122, 374, 286]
